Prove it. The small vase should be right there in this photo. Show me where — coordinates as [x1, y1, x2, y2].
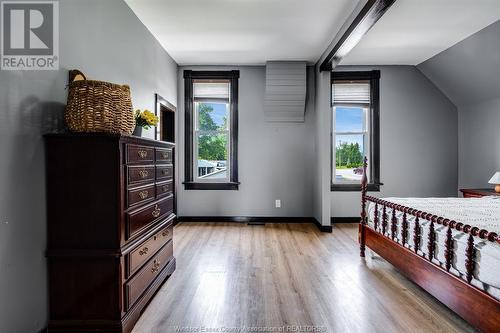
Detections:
[132, 126, 142, 137]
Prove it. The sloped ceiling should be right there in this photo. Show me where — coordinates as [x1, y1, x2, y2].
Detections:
[341, 0, 500, 66]
[417, 20, 500, 107]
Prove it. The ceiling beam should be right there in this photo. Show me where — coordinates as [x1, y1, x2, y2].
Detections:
[319, 0, 397, 72]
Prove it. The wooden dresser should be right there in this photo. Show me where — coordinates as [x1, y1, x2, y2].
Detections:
[460, 188, 500, 198]
[45, 133, 176, 333]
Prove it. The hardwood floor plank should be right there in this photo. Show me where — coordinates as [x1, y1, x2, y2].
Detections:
[132, 222, 474, 333]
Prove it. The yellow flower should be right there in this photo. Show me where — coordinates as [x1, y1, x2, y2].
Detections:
[135, 109, 159, 127]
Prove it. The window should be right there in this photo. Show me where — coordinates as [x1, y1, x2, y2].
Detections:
[183, 70, 239, 190]
[331, 71, 380, 191]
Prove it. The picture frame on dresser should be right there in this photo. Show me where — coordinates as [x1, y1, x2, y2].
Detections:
[154, 93, 177, 220]
[155, 93, 176, 142]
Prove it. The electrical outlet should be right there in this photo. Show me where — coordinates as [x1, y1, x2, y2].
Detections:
[275, 199, 281, 208]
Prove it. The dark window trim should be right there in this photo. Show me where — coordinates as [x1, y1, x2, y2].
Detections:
[183, 70, 240, 190]
[182, 182, 240, 191]
[331, 70, 381, 192]
[330, 183, 381, 192]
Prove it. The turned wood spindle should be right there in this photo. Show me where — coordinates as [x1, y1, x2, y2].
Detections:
[391, 207, 397, 240]
[413, 215, 420, 254]
[402, 209, 408, 247]
[444, 221, 453, 272]
[382, 204, 387, 236]
[465, 233, 476, 283]
[373, 202, 379, 231]
[427, 215, 435, 262]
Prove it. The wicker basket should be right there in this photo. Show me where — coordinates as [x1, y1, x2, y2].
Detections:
[65, 70, 135, 134]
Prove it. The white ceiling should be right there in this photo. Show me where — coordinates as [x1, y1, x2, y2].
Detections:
[124, 0, 359, 65]
[126, 0, 500, 66]
[341, 0, 500, 66]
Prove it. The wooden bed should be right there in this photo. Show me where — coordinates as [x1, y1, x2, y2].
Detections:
[358, 158, 500, 332]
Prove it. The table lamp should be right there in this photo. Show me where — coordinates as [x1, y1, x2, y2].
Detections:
[488, 172, 500, 193]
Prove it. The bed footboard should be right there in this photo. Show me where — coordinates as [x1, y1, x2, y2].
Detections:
[358, 157, 500, 332]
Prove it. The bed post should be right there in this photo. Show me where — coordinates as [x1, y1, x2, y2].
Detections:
[359, 157, 368, 257]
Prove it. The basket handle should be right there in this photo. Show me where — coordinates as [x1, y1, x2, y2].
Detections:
[68, 69, 87, 83]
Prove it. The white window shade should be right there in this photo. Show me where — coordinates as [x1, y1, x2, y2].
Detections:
[333, 82, 370, 104]
[193, 82, 230, 101]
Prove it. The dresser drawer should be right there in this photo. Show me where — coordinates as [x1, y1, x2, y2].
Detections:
[125, 240, 173, 310]
[156, 165, 173, 181]
[127, 222, 173, 278]
[126, 144, 155, 165]
[127, 184, 155, 208]
[127, 165, 155, 186]
[156, 180, 173, 198]
[127, 196, 174, 239]
[463, 193, 483, 198]
[155, 148, 172, 164]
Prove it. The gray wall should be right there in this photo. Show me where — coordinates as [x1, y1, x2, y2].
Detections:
[418, 20, 500, 189]
[0, 1, 177, 331]
[458, 98, 500, 188]
[330, 66, 458, 217]
[176, 66, 316, 217]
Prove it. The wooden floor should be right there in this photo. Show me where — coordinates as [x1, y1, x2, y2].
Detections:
[133, 223, 474, 333]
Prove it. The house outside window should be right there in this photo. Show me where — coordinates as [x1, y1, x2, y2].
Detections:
[331, 70, 381, 191]
[183, 70, 239, 190]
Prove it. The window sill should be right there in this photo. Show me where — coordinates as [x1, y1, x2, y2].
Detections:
[331, 183, 381, 192]
[183, 181, 240, 190]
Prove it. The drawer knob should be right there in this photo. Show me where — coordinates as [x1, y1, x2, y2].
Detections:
[162, 169, 169, 175]
[152, 205, 161, 218]
[161, 152, 168, 159]
[139, 247, 149, 256]
[162, 230, 169, 237]
[139, 169, 149, 178]
[151, 259, 161, 273]
[137, 150, 148, 158]
[138, 190, 149, 199]
[162, 185, 168, 192]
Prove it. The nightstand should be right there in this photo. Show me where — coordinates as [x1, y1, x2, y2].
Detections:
[460, 188, 500, 198]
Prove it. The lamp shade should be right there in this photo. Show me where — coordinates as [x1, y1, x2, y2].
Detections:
[488, 172, 500, 184]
